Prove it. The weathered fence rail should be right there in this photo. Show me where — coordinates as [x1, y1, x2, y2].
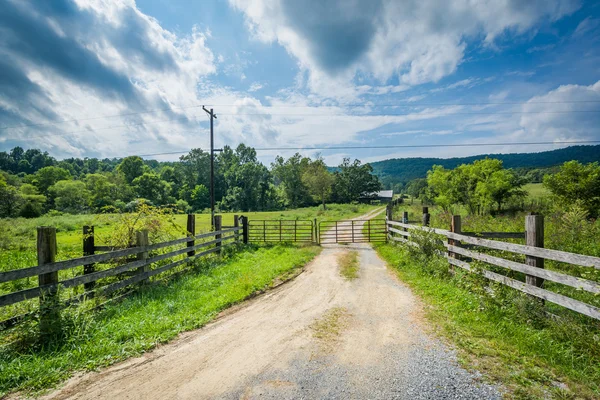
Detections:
[386, 210, 600, 321]
[0, 214, 249, 333]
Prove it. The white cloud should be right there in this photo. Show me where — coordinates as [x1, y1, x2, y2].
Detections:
[229, 0, 578, 96]
[0, 0, 216, 158]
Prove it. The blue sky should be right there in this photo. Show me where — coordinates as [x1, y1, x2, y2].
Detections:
[0, 0, 599, 165]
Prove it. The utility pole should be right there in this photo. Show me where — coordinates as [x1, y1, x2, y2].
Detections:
[203, 106, 217, 229]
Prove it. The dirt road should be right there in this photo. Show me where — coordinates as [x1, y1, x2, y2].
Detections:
[45, 210, 500, 400]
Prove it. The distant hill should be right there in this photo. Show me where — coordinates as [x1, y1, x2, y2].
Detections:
[369, 145, 600, 186]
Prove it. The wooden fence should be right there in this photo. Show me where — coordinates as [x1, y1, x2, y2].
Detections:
[0, 214, 249, 334]
[386, 209, 600, 321]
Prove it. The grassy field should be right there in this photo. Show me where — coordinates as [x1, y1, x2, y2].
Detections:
[0, 203, 379, 256]
[524, 183, 550, 199]
[375, 243, 600, 399]
[0, 244, 321, 397]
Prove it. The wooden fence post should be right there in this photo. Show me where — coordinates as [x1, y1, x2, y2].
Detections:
[83, 225, 95, 292]
[187, 214, 196, 257]
[214, 215, 222, 255]
[386, 203, 393, 221]
[38, 226, 60, 339]
[136, 229, 149, 284]
[314, 218, 318, 244]
[233, 215, 239, 242]
[525, 214, 544, 287]
[449, 215, 461, 274]
[241, 216, 249, 244]
[422, 207, 430, 226]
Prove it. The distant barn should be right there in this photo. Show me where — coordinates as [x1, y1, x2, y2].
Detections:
[359, 190, 394, 204]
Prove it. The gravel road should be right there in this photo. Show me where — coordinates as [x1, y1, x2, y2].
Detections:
[43, 211, 501, 400]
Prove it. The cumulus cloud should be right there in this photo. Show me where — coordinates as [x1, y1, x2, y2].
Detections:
[230, 0, 579, 94]
[0, 0, 215, 157]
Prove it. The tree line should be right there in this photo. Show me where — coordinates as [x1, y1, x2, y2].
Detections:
[402, 158, 600, 218]
[0, 145, 382, 218]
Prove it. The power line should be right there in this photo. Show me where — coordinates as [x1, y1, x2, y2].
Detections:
[8, 109, 600, 140]
[218, 110, 600, 117]
[133, 140, 600, 158]
[3, 100, 600, 131]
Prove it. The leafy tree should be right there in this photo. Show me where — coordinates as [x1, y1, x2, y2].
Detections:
[427, 159, 525, 214]
[85, 174, 118, 211]
[331, 158, 382, 203]
[302, 157, 333, 210]
[219, 145, 277, 211]
[132, 173, 172, 205]
[271, 153, 312, 208]
[179, 149, 210, 190]
[34, 166, 72, 194]
[18, 184, 47, 217]
[0, 176, 23, 217]
[544, 161, 600, 217]
[405, 178, 429, 205]
[49, 180, 91, 213]
[190, 184, 209, 211]
[117, 156, 146, 184]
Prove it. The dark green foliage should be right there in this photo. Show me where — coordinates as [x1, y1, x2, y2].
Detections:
[0, 145, 382, 217]
[543, 161, 600, 218]
[331, 158, 382, 203]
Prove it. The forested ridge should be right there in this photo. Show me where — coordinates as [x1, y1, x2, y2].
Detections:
[370, 145, 600, 187]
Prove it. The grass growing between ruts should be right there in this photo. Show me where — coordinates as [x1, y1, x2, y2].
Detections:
[338, 251, 359, 280]
[0, 244, 320, 397]
[374, 243, 600, 400]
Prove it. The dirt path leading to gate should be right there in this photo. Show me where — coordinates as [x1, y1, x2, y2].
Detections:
[43, 209, 500, 400]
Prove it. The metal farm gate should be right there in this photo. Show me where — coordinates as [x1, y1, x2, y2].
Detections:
[247, 219, 314, 243]
[318, 219, 387, 244]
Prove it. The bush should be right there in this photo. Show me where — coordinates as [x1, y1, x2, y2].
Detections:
[19, 201, 43, 218]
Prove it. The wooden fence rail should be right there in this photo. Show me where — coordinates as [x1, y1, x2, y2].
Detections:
[0, 214, 246, 334]
[386, 211, 600, 321]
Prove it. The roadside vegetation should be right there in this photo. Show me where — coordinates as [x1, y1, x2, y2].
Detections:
[375, 243, 600, 399]
[382, 159, 600, 399]
[0, 244, 320, 397]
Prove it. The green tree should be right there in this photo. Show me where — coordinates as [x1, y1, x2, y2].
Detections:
[544, 161, 600, 217]
[0, 176, 23, 217]
[117, 156, 146, 184]
[302, 157, 333, 210]
[132, 173, 172, 205]
[190, 184, 209, 211]
[85, 174, 118, 211]
[219, 145, 276, 211]
[271, 153, 312, 208]
[331, 158, 382, 203]
[34, 166, 72, 194]
[49, 180, 91, 213]
[405, 178, 429, 205]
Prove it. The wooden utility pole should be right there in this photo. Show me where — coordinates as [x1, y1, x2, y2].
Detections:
[203, 106, 218, 229]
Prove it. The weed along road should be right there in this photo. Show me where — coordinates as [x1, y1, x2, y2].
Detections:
[44, 212, 500, 400]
